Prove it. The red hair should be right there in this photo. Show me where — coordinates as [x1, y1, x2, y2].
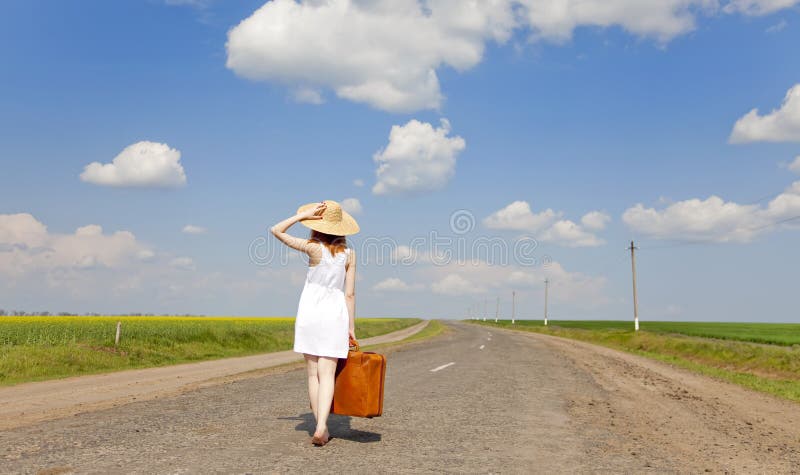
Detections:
[309, 230, 348, 256]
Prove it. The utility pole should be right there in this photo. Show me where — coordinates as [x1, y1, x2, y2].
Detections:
[483, 298, 487, 322]
[511, 290, 516, 325]
[495, 297, 499, 323]
[544, 279, 549, 326]
[628, 240, 640, 331]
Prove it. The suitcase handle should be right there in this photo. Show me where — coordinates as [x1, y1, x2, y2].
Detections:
[349, 336, 360, 352]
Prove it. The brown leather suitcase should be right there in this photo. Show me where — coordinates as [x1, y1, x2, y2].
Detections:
[331, 338, 386, 418]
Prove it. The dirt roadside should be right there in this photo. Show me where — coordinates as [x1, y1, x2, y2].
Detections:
[486, 324, 800, 473]
[0, 320, 430, 431]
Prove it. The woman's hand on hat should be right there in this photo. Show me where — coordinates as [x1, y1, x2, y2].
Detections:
[298, 202, 326, 220]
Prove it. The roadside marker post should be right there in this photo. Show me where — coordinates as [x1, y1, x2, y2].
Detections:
[115, 321, 121, 346]
[544, 279, 549, 326]
[495, 296, 499, 323]
[483, 298, 486, 322]
[511, 290, 516, 325]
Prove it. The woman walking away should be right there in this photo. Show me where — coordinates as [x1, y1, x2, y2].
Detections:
[270, 200, 359, 447]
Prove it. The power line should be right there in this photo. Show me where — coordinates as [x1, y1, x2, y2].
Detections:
[743, 189, 784, 206]
[637, 240, 710, 250]
[745, 214, 800, 232]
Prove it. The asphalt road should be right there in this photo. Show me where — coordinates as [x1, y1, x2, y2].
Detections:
[2, 321, 799, 474]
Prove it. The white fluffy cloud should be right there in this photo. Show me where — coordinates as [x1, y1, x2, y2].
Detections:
[340, 198, 363, 215]
[427, 259, 608, 308]
[292, 87, 325, 105]
[169, 257, 196, 271]
[723, 0, 800, 15]
[226, 0, 515, 112]
[518, 0, 708, 44]
[622, 181, 800, 242]
[80, 141, 187, 188]
[225, 1, 795, 112]
[390, 244, 431, 266]
[0, 213, 223, 310]
[0, 215, 317, 314]
[432, 273, 484, 295]
[0, 214, 152, 277]
[538, 220, 606, 247]
[730, 84, 800, 143]
[483, 201, 559, 232]
[483, 201, 607, 247]
[789, 156, 800, 174]
[182, 225, 207, 235]
[372, 119, 465, 195]
[581, 210, 611, 231]
[372, 277, 422, 292]
[765, 19, 788, 33]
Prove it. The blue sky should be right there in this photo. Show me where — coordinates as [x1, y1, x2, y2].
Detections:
[1, 0, 799, 321]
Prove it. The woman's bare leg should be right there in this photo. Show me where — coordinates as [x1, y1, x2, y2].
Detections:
[313, 356, 338, 439]
[304, 354, 320, 422]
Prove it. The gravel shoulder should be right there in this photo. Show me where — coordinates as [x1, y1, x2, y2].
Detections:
[486, 324, 800, 474]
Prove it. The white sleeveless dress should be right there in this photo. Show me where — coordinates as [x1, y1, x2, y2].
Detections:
[293, 244, 350, 358]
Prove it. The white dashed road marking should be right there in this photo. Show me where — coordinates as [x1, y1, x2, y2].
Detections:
[430, 362, 455, 372]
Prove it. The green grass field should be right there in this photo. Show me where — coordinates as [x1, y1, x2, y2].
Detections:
[493, 320, 800, 346]
[362, 319, 446, 351]
[471, 319, 800, 403]
[0, 316, 420, 386]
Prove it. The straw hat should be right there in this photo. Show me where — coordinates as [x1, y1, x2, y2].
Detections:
[296, 200, 360, 236]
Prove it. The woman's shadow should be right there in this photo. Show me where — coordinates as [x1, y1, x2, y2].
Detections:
[278, 412, 382, 443]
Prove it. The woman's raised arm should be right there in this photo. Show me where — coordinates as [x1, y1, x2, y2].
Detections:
[270, 202, 326, 253]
